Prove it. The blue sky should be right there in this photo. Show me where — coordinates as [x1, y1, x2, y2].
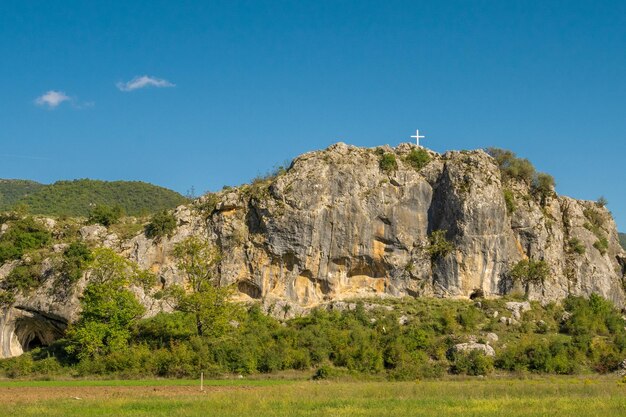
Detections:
[1, 1, 625, 228]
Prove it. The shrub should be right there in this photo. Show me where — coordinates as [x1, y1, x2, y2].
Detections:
[532, 173, 555, 204]
[87, 204, 123, 227]
[503, 188, 516, 214]
[379, 153, 398, 174]
[567, 238, 585, 255]
[487, 148, 555, 205]
[144, 210, 177, 239]
[583, 207, 605, 230]
[450, 350, 493, 376]
[0, 290, 15, 307]
[61, 241, 93, 283]
[593, 238, 609, 256]
[312, 364, 349, 380]
[4, 264, 41, 293]
[582, 207, 609, 255]
[596, 196, 608, 208]
[134, 312, 196, 348]
[457, 307, 482, 331]
[405, 149, 431, 171]
[509, 259, 550, 286]
[0, 217, 51, 263]
[495, 336, 579, 374]
[427, 230, 454, 260]
[486, 148, 535, 184]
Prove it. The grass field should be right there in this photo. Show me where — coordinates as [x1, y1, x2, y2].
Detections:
[1, 377, 625, 416]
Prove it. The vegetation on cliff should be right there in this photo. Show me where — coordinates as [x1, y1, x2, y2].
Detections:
[1, 145, 625, 381]
[619, 232, 626, 250]
[0, 179, 188, 217]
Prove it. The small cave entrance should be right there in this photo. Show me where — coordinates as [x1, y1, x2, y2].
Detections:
[13, 313, 66, 354]
[23, 334, 44, 352]
[237, 280, 262, 299]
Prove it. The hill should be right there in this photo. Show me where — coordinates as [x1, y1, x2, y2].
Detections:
[620, 232, 626, 250]
[0, 180, 45, 211]
[1, 179, 188, 217]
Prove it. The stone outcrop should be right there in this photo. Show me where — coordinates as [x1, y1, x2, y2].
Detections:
[453, 342, 496, 357]
[197, 143, 625, 308]
[1, 142, 625, 358]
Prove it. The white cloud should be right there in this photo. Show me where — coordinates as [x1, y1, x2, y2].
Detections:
[116, 75, 175, 92]
[34, 90, 71, 109]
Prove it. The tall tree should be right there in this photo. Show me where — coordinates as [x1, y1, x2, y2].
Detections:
[171, 236, 236, 337]
[65, 249, 153, 359]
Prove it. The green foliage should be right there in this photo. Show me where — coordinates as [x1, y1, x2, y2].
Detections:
[450, 350, 494, 376]
[3, 264, 41, 294]
[0, 290, 15, 307]
[195, 193, 219, 218]
[6, 293, 625, 379]
[171, 237, 238, 337]
[379, 153, 398, 174]
[87, 204, 123, 227]
[426, 230, 454, 260]
[109, 220, 144, 240]
[495, 294, 626, 375]
[65, 249, 149, 360]
[11, 179, 188, 217]
[509, 259, 550, 286]
[503, 188, 516, 214]
[596, 196, 608, 208]
[404, 149, 431, 171]
[486, 148, 555, 205]
[619, 232, 626, 250]
[593, 238, 609, 256]
[532, 173, 555, 204]
[583, 207, 609, 255]
[133, 312, 196, 348]
[0, 217, 51, 263]
[0, 179, 44, 211]
[566, 238, 586, 255]
[61, 241, 93, 283]
[486, 148, 535, 184]
[495, 335, 580, 374]
[144, 210, 177, 239]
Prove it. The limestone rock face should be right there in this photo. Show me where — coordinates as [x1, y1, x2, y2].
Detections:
[197, 143, 624, 308]
[1, 142, 625, 358]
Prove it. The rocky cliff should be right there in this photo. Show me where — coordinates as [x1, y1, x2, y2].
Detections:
[1, 143, 625, 358]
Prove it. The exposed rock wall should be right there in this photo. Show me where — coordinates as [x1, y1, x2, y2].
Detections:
[1, 142, 625, 358]
[197, 143, 624, 307]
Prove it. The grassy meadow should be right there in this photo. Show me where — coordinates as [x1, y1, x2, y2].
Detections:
[1, 377, 625, 417]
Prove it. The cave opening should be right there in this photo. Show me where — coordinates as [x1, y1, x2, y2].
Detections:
[13, 313, 66, 355]
[24, 334, 45, 352]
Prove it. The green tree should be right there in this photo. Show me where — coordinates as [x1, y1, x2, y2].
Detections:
[61, 241, 93, 283]
[65, 249, 148, 360]
[486, 148, 535, 184]
[171, 237, 237, 337]
[87, 204, 123, 227]
[427, 230, 454, 260]
[532, 173, 555, 205]
[509, 259, 550, 295]
[144, 210, 177, 239]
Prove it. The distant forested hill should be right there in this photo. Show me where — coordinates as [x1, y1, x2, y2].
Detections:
[0, 179, 188, 217]
[620, 233, 626, 250]
[0, 180, 45, 211]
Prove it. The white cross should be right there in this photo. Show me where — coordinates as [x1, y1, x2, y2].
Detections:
[411, 129, 425, 147]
